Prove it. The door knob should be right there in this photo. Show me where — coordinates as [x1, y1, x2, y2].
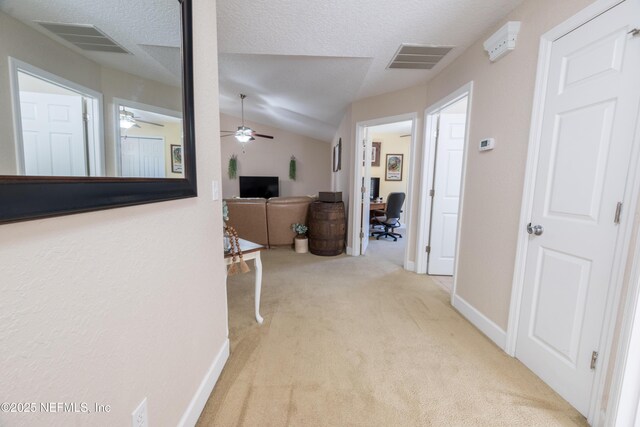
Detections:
[527, 223, 544, 236]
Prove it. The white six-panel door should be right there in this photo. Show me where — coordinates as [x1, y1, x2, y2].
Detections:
[19, 91, 86, 176]
[428, 112, 466, 275]
[516, 0, 640, 415]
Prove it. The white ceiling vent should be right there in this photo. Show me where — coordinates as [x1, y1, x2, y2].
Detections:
[387, 44, 453, 70]
[36, 22, 131, 54]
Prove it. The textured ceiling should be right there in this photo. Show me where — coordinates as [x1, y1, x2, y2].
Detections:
[0, 0, 181, 87]
[218, 0, 524, 141]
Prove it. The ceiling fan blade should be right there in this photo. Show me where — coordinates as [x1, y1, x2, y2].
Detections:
[136, 119, 164, 127]
[400, 134, 411, 138]
[221, 134, 235, 138]
[220, 130, 237, 133]
[253, 133, 274, 139]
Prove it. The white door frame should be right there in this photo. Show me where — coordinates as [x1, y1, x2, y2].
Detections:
[113, 98, 182, 176]
[8, 57, 105, 176]
[350, 112, 418, 270]
[416, 82, 473, 299]
[505, 0, 640, 424]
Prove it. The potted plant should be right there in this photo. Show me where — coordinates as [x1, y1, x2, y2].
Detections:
[291, 223, 309, 253]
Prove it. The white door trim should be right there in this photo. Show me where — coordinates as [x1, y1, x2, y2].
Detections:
[8, 57, 105, 176]
[416, 82, 474, 302]
[350, 112, 418, 272]
[506, 0, 640, 424]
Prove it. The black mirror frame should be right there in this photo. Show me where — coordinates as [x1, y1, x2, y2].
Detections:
[0, 0, 197, 225]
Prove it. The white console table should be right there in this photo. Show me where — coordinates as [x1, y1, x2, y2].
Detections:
[224, 239, 264, 324]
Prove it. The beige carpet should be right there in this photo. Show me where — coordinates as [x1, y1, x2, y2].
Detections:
[197, 248, 587, 426]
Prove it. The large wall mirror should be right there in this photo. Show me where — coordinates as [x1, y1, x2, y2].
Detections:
[0, 0, 196, 224]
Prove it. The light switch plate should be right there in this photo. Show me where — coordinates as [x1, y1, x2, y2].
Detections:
[212, 180, 220, 201]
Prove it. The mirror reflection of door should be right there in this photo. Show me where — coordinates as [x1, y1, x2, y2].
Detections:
[116, 102, 184, 179]
[16, 70, 101, 176]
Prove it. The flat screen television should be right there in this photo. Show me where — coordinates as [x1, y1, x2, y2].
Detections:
[239, 176, 279, 198]
[370, 177, 380, 200]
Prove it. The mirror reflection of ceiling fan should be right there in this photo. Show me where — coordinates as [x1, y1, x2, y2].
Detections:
[119, 107, 164, 129]
[220, 94, 274, 145]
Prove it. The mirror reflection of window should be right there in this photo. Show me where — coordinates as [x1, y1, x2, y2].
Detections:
[117, 104, 184, 179]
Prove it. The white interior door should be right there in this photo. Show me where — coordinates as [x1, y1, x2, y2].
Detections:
[516, 1, 640, 415]
[428, 112, 466, 275]
[19, 91, 86, 176]
[120, 136, 166, 178]
[361, 129, 372, 255]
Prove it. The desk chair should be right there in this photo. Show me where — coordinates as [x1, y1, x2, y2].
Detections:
[370, 192, 406, 241]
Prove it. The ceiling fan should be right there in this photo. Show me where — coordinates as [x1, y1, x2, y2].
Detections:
[119, 107, 164, 129]
[220, 94, 274, 145]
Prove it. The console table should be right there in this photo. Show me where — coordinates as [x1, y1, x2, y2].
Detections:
[224, 238, 264, 324]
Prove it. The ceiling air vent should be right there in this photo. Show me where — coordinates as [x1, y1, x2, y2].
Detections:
[36, 22, 130, 54]
[387, 44, 453, 70]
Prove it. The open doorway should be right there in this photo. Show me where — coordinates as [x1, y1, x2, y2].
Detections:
[351, 113, 417, 270]
[417, 83, 472, 292]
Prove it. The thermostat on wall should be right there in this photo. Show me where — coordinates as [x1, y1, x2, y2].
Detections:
[479, 138, 495, 151]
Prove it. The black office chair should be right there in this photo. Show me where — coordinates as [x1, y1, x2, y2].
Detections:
[370, 192, 406, 241]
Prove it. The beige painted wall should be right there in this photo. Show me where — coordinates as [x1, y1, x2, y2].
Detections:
[0, 10, 182, 176]
[423, 0, 597, 329]
[370, 133, 410, 222]
[331, 105, 352, 207]
[220, 113, 330, 198]
[0, 1, 227, 426]
[335, 0, 598, 329]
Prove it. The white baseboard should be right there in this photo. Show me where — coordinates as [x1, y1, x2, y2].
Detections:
[452, 295, 506, 350]
[405, 260, 416, 272]
[346, 246, 353, 255]
[178, 338, 230, 427]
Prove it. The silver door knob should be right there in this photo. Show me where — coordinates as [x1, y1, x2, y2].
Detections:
[527, 223, 544, 236]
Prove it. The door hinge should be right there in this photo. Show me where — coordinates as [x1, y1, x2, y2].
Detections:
[83, 113, 89, 122]
[590, 351, 599, 370]
[361, 186, 366, 194]
[426, 245, 431, 253]
[614, 202, 623, 224]
[360, 231, 365, 239]
[429, 189, 434, 197]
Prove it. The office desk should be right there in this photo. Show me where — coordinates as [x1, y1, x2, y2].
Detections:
[224, 238, 264, 324]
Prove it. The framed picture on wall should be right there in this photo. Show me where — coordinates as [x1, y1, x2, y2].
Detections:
[372, 142, 381, 167]
[171, 145, 183, 173]
[333, 138, 342, 172]
[385, 154, 403, 181]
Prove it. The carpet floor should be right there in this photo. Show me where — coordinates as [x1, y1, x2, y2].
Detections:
[197, 247, 587, 426]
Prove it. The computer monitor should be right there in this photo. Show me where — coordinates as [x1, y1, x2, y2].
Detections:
[370, 177, 380, 200]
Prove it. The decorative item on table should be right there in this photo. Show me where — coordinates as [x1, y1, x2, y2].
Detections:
[289, 155, 297, 180]
[291, 223, 309, 254]
[228, 154, 238, 179]
[224, 224, 250, 275]
[222, 201, 231, 253]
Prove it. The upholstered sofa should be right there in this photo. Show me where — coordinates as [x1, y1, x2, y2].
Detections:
[225, 196, 314, 247]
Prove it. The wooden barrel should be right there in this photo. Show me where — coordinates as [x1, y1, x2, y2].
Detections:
[308, 201, 346, 256]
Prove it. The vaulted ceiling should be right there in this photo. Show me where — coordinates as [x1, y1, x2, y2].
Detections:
[217, 0, 524, 142]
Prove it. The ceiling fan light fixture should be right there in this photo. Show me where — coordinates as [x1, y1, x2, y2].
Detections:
[235, 126, 253, 143]
[120, 118, 135, 129]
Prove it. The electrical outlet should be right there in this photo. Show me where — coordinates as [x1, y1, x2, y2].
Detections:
[132, 398, 148, 427]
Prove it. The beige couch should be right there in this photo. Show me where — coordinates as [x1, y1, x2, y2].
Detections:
[225, 196, 314, 247]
